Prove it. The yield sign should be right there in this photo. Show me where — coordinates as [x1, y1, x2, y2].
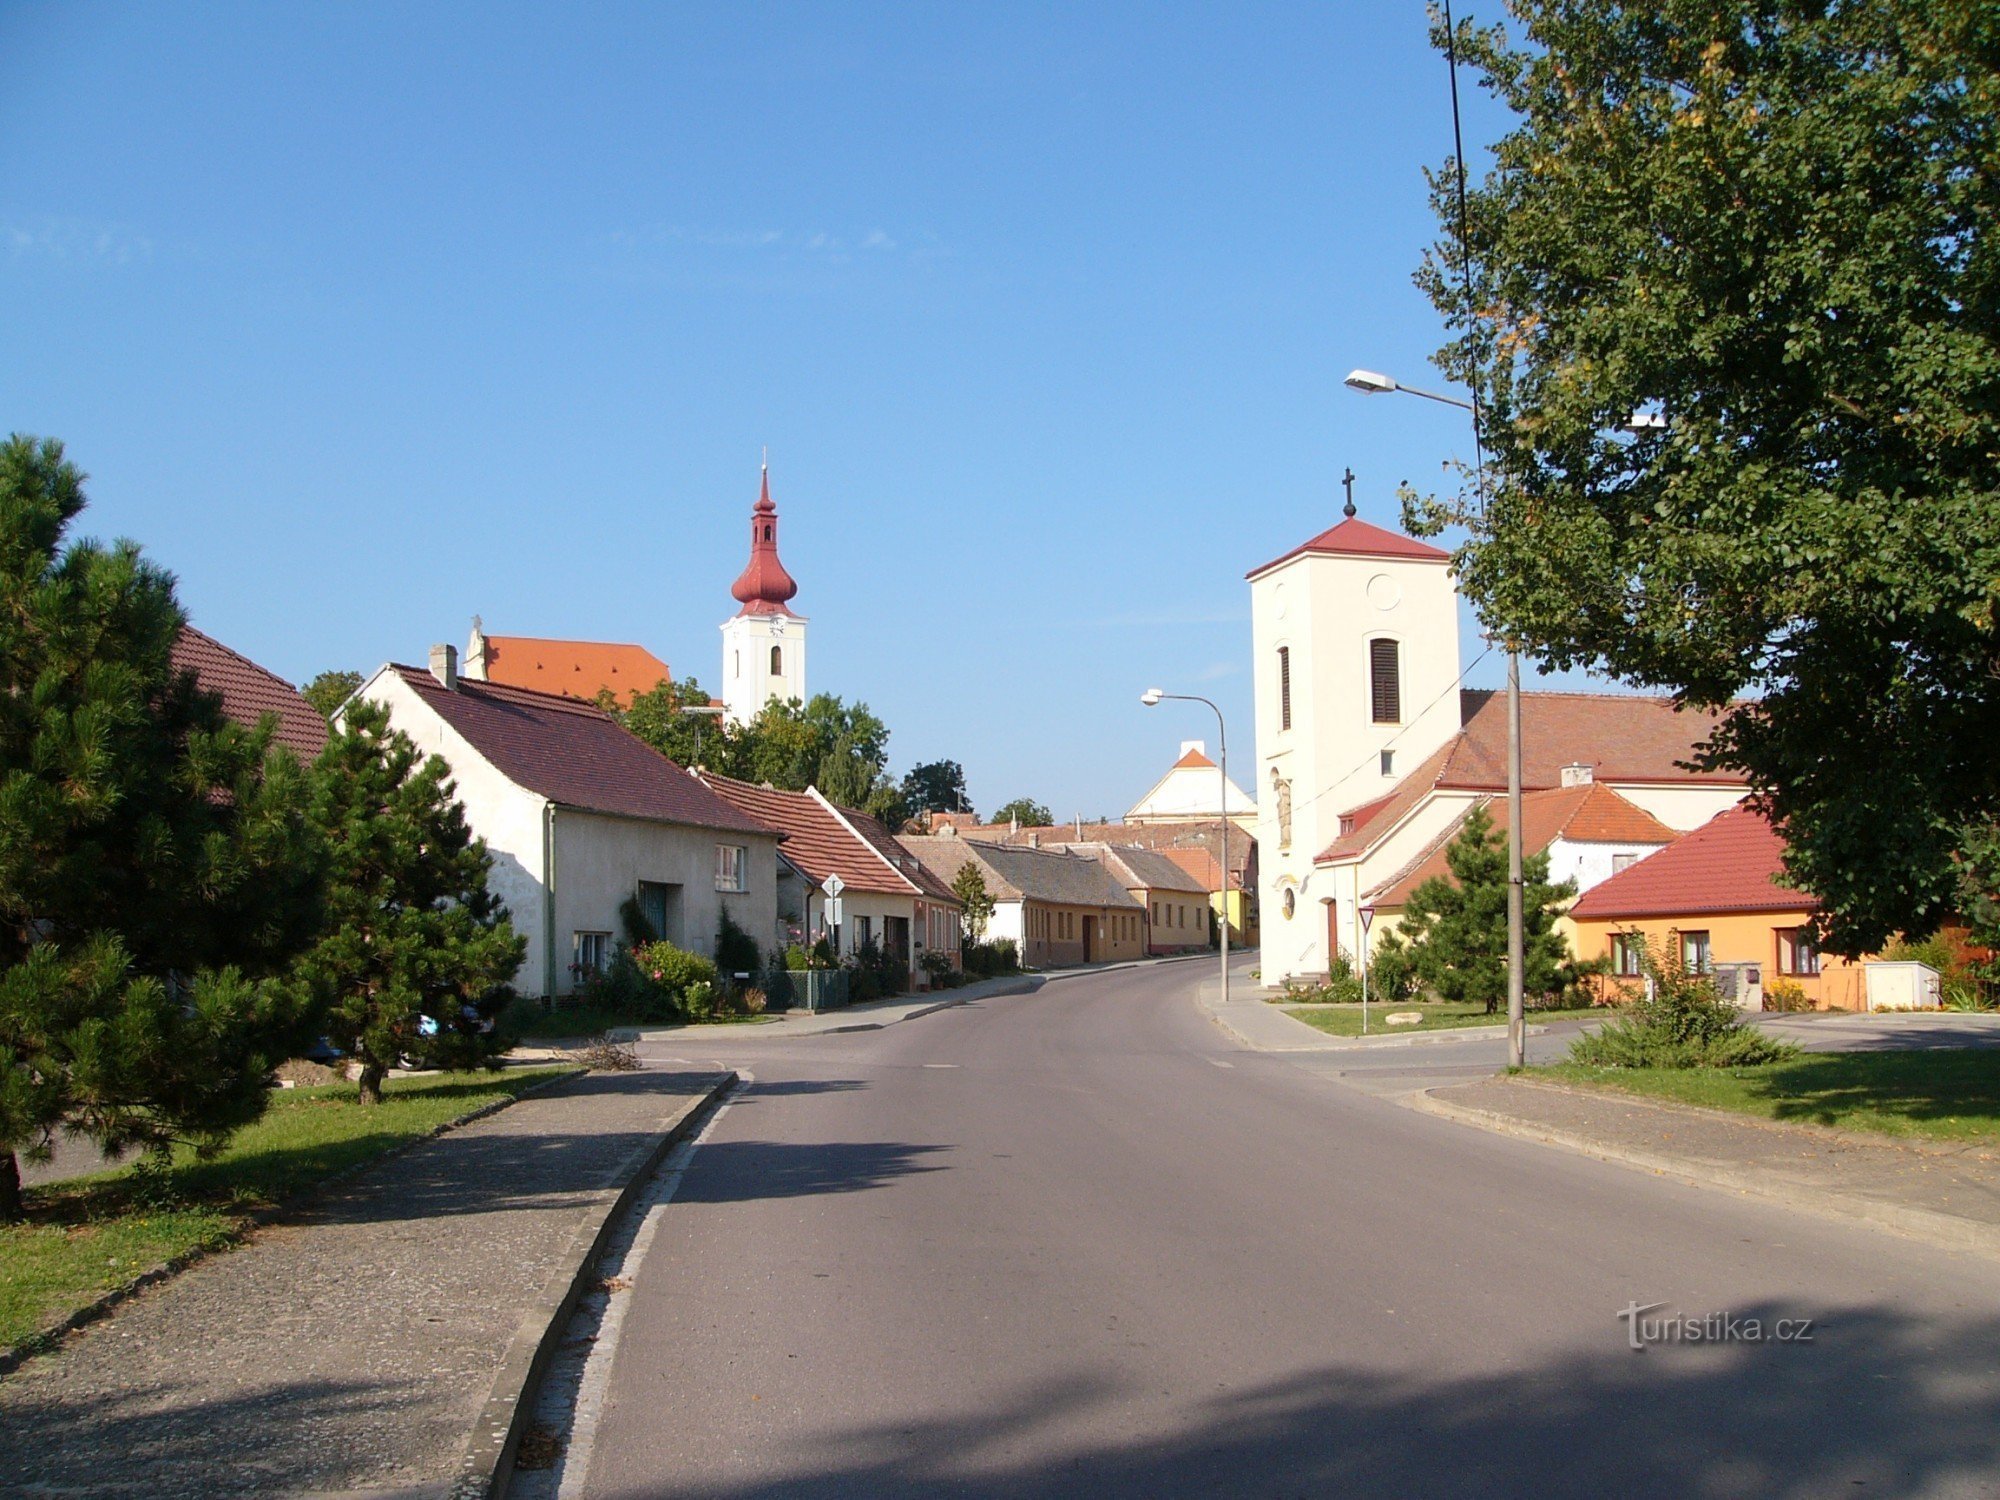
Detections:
[1359, 904, 1376, 933]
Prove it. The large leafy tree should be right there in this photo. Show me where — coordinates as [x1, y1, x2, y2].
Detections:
[1396, 804, 1578, 1012]
[0, 437, 324, 1217]
[302, 669, 362, 722]
[991, 798, 1054, 828]
[902, 760, 973, 817]
[294, 699, 526, 1104]
[1408, 2, 1999, 953]
[612, 675, 732, 771]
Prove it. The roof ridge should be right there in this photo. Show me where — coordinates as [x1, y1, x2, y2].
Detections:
[181, 623, 302, 696]
[393, 664, 615, 720]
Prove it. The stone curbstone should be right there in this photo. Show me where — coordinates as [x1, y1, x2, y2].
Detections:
[453, 1071, 737, 1500]
[1406, 1086, 2000, 1263]
[0, 1066, 583, 1380]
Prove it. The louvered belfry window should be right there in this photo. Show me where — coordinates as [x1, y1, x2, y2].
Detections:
[1370, 639, 1401, 724]
[1278, 647, 1292, 730]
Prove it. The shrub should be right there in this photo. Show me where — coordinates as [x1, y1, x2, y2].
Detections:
[1568, 947, 1798, 1069]
[920, 951, 960, 988]
[739, 987, 769, 1016]
[714, 907, 761, 977]
[681, 979, 719, 1021]
[963, 939, 1020, 977]
[1368, 936, 1423, 1004]
[1764, 978, 1815, 1013]
[632, 941, 717, 1008]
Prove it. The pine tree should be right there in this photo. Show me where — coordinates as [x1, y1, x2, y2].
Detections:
[0, 436, 324, 1219]
[295, 699, 526, 1105]
[1397, 804, 1578, 1014]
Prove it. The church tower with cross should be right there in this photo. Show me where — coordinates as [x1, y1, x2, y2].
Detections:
[720, 463, 809, 725]
[1245, 470, 1463, 979]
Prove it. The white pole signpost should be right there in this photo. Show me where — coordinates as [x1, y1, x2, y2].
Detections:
[1359, 903, 1375, 1036]
[822, 873, 845, 956]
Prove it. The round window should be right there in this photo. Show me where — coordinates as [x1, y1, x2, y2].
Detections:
[1282, 888, 1296, 919]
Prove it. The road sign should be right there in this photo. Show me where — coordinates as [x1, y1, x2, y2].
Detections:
[827, 897, 844, 928]
[1360, 904, 1376, 933]
[821, 873, 845, 898]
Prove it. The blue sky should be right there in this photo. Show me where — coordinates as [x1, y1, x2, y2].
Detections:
[2, 2, 1559, 818]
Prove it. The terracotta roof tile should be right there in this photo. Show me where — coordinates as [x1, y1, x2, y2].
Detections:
[1247, 517, 1451, 579]
[387, 666, 773, 835]
[171, 626, 328, 759]
[1569, 805, 1809, 920]
[831, 798, 961, 905]
[1161, 847, 1226, 891]
[1049, 843, 1211, 895]
[479, 636, 671, 705]
[695, 774, 954, 903]
[903, 838, 1143, 909]
[1366, 783, 1677, 908]
[1316, 691, 1744, 865]
[1172, 748, 1215, 770]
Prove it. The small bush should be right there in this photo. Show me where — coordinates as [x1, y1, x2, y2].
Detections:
[1568, 948, 1798, 1069]
[1764, 978, 1814, 1013]
[920, 951, 960, 988]
[963, 939, 1020, 977]
[739, 986, 768, 1016]
[633, 941, 717, 1003]
[681, 979, 719, 1021]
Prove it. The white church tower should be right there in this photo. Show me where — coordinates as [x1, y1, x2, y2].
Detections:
[1247, 479, 1461, 980]
[720, 464, 808, 725]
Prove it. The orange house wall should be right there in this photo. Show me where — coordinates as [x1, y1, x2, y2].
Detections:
[1572, 909, 1869, 1010]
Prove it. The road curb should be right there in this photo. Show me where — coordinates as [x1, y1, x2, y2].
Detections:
[452, 1070, 736, 1500]
[0, 1065, 583, 1380]
[1405, 1086, 2000, 1263]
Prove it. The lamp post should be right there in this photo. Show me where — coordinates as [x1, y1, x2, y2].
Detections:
[1141, 688, 1231, 1007]
[680, 702, 726, 765]
[1342, 367, 1526, 1068]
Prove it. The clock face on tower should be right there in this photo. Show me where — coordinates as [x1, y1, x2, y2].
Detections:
[771, 617, 787, 636]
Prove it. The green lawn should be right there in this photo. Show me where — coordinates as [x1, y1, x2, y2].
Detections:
[1282, 1002, 1603, 1037]
[1, 1067, 571, 1353]
[1539, 1049, 2000, 1144]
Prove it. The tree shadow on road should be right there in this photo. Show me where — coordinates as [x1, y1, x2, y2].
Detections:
[587, 1299, 2000, 1500]
[672, 1139, 952, 1203]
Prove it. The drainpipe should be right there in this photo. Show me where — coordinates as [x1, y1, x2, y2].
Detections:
[542, 803, 559, 1002]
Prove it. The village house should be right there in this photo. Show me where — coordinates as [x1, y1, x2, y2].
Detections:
[696, 772, 962, 988]
[463, 620, 671, 706]
[1361, 774, 1679, 945]
[1567, 803, 1873, 1010]
[952, 817, 1258, 948]
[171, 624, 329, 760]
[1248, 505, 1748, 980]
[1012, 843, 1215, 955]
[904, 837, 1146, 969]
[355, 647, 784, 999]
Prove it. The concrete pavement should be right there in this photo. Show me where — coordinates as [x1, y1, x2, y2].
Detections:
[0, 1066, 731, 1498]
[550, 958, 2000, 1499]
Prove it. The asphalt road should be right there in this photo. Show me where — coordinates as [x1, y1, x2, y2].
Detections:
[578, 962, 2000, 1499]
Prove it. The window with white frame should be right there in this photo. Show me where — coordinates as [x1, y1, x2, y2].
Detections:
[573, 931, 611, 979]
[1612, 852, 1638, 874]
[1611, 933, 1644, 978]
[1778, 927, 1821, 976]
[714, 844, 747, 892]
[1679, 929, 1712, 975]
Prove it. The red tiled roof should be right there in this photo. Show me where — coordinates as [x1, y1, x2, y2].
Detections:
[831, 797, 962, 905]
[1247, 517, 1451, 579]
[1367, 783, 1677, 908]
[1569, 805, 1809, 920]
[1161, 847, 1227, 891]
[1316, 691, 1745, 865]
[694, 773, 944, 900]
[479, 636, 671, 705]
[1172, 748, 1215, 770]
[387, 666, 774, 835]
[171, 625, 328, 759]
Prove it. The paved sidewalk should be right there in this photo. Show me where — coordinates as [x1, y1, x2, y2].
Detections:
[1415, 1075, 2000, 1259]
[0, 1065, 730, 1498]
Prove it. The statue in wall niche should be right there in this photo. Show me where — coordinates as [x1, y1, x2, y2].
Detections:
[1271, 767, 1292, 850]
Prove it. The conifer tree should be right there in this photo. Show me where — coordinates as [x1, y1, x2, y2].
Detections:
[0, 436, 324, 1219]
[1397, 804, 1577, 1013]
[296, 699, 525, 1104]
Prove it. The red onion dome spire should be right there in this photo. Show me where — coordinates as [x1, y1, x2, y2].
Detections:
[730, 464, 799, 616]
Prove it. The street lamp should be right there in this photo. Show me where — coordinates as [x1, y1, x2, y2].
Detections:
[1141, 688, 1232, 1007]
[1343, 368, 1527, 1068]
[680, 702, 725, 765]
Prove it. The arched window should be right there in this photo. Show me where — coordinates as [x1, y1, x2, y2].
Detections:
[1370, 638, 1401, 724]
[770, 645, 783, 676]
[763, 524, 773, 541]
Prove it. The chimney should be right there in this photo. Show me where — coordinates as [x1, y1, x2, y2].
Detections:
[1560, 762, 1594, 787]
[430, 643, 458, 690]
